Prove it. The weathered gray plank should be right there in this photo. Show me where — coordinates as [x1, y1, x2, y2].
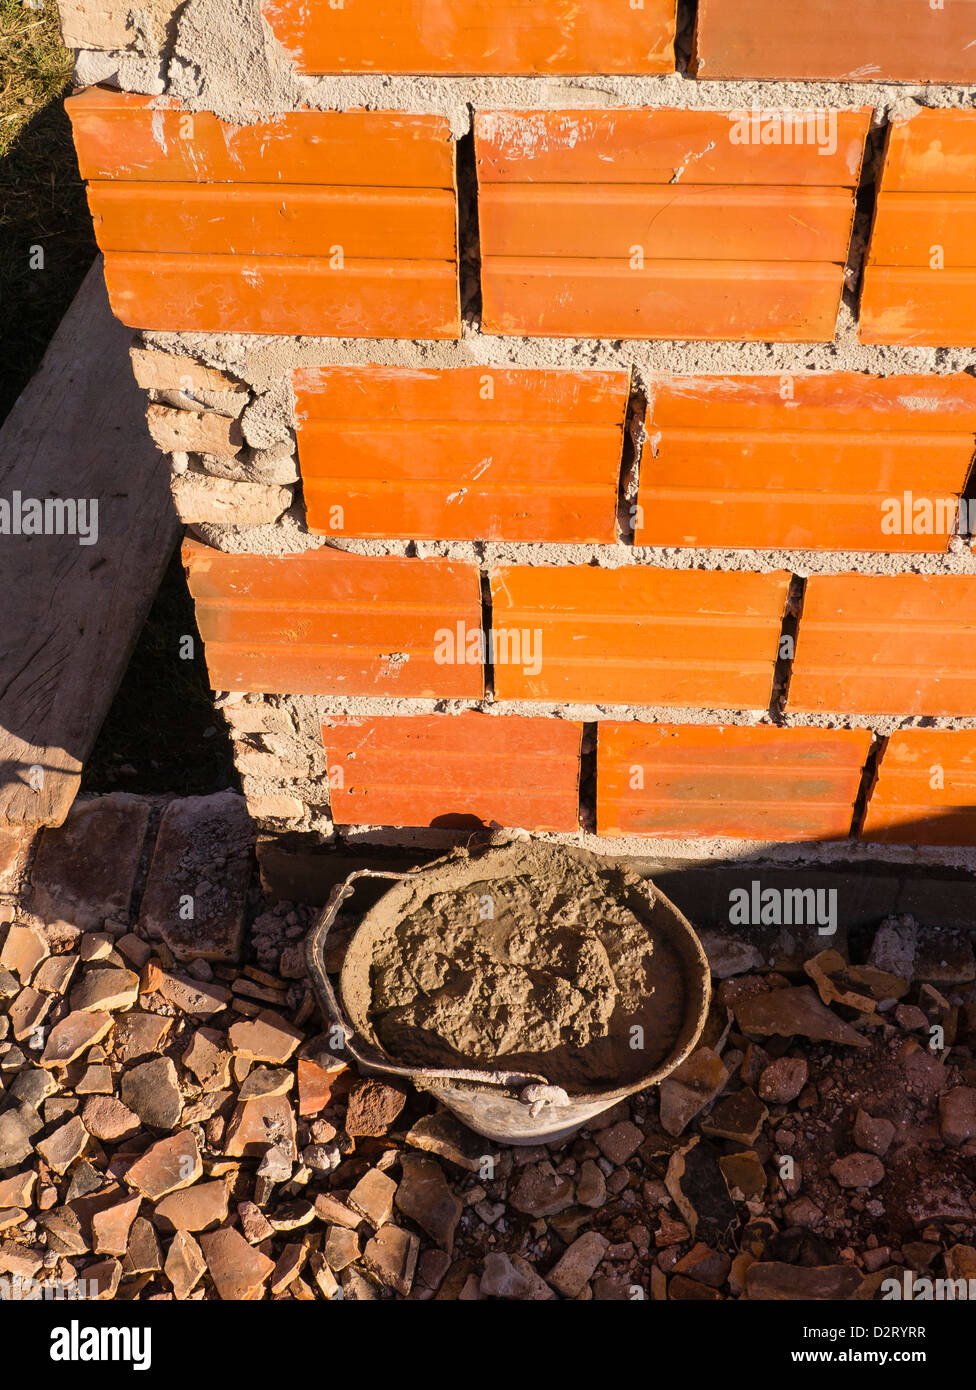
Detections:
[0, 257, 179, 829]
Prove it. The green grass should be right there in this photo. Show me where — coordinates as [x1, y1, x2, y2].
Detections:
[0, 0, 96, 421]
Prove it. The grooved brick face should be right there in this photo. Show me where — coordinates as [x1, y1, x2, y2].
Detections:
[474, 108, 871, 341]
[182, 540, 483, 699]
[635, 373, 976, 553]
[489, 564, 790, 708]
[322, 713, 582, 831]
[861, 730, 976, 846]
[861, 111, 976, 347]
[789, 574, 976, 717]
[598, 723, 872, 840]
[694, 0, 976, 84]
[65, 90, 459, 339]
[261, 0, 676, 75]
[293, 365, 629, 544]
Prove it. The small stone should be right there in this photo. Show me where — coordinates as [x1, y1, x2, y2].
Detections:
[224, 1094, 296, 1159]
[116, 934, 152, 969]
[270, 1242, 307, 1295]
[238, 1202, 275, 1244]
[758, 1057, 808, 1105]
[700, 1088, 768, 1145]
[182, 1028, 232, 1091]
[81, 1096, 140, 1142]
[868, 916, 917, 979]
[151, 970, 231, 1018]
[75, 1064, 113, 1095]
[121, 1057, 183, 1129]
[238, 1066, 293, 1101]
[154, 1181, 229, 1233]
[0, 924, 48, 983]
[32, 955, 78, 995]
[853, 1110, 896, 1157]
[719, 1150, 767, 1200]
[124, 1133, 202, 1200]
[395, 1154, 462, 1253]
[830, 1153, 885, 1189]
[0, 1172, 35, 1209]
[509, 1164, 574, 1217]
[673, 1242, 731, 1288]
[783, 1197, 824, 1228]
[735, 986, 868, 1048]
[576, 1159, 607, 1208]
[200, 1227, 274, 1301]
[313, 1192, 361, 1230]
[348, 1169, 397, 1229]
[114, 1012, 173, 1064]
[0, 1239, 43, 1279]
[228, 1009, 302, 1064]
[165, 1229, 207, 1300]
[403, 1112, 485, 1172]
[297, 1056, 345, 1116]
[91, 1195, 142, 1256]
[595, 1120, 643, 1166]
[36, 1116, 89, 1174]
[658, 1048, 730, 1137]
[257, 1145, 294, 1184]
[40, 1011, 113, 1067]
[122, 1218, 162, 1275]
[79, 932, 113, 962]
[940, 1088, 976, 1146]
[363, 1223, 419, 1296]
[324, 1226, 360, 1271]
[481, 1251, 555, 1300]
[698, 930, 763, 979]
[547, 1232, 610, 1298]
[345, 1078, 408, 1137]
[0, 1111, 32, 1169]
[745, 1262, 861, 1300]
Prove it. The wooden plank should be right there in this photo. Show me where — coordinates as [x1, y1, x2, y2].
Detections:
[261, 0, 676, 75]
[0, 259, 180, 830]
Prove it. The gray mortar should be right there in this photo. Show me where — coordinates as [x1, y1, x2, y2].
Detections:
[145, 0, 976, 128]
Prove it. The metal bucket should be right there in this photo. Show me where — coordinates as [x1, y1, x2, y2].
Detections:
[305, 844, 711, 1145]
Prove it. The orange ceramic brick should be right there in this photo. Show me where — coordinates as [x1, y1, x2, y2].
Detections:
[597, 723, 872, 840]
[262, 0, 676, 75]
[322, 713, 582, 831]
[294, 366, 629, 543]
[475, 109, 871, 341]
[789, 574, 976, 717]
[489, 564, 790, 708]
[694, 0, 976, 83]
[861, 111, 976, 346]
[635, 374, 976, 553]
[861, 730, 976, 846]
[66, 90, 460, 339]
[182, 540, 483, 699]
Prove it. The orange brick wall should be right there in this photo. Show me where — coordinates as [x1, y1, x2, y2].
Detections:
[62, 12, 976, 851]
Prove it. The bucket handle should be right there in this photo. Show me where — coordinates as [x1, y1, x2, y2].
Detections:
[305, 867, 555, 1096]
